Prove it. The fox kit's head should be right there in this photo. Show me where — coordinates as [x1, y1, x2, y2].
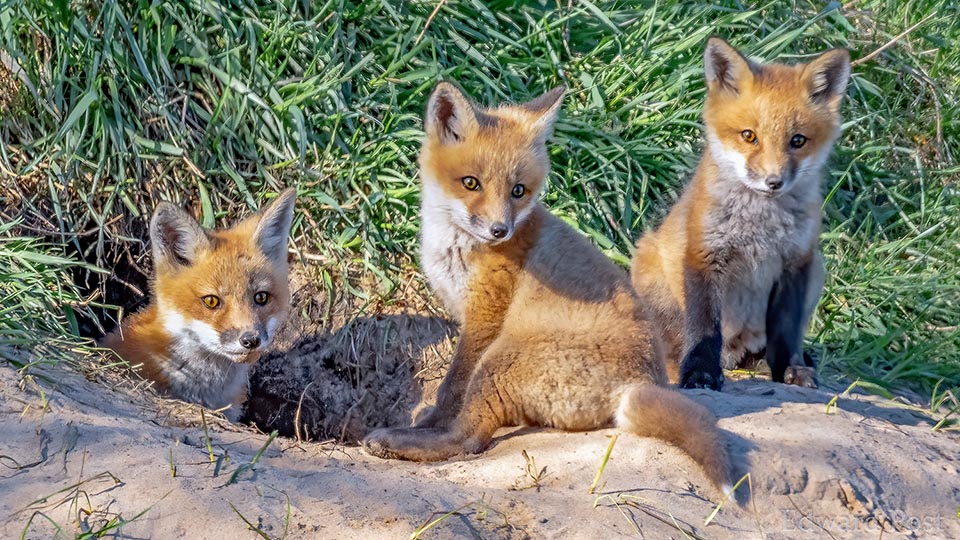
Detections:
[419, 81, 564, 244]
[702, 37, 850, 197]
[150, 189, 296, 363]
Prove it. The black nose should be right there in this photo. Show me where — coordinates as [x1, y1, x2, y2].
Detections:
[239, 332, 261, 350]
[490, 222, 509, 239]
[766, 178, 784, 190]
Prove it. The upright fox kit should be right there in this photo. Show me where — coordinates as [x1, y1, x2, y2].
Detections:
[631, 38, 850, 390]
[363, 82, 732, 494]
[101, 189, 296, 420]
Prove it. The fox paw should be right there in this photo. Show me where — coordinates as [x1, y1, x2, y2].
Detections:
[362, 427, 463, 462]
[783, 366, 817, 388]
[680, 369, 724, 391]
[362, 428, 407, 460]
[680, 338, 724, 391]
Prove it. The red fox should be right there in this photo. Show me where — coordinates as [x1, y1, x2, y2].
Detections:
[631, 38, 850, 390]
[363, 81, 733, 495]
[101, 189, 296, 420]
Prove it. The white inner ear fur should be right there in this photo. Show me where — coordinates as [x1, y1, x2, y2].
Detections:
[427, 86, 479, 145]
[152, 213, 207, 264]
[704, 40, 752, 93]
[807, 54, 850, 105]
[529, 107, 561, 142]
[254, 196, 295, 264]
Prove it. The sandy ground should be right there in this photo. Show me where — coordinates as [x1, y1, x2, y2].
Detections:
[2, 351, 959, 540]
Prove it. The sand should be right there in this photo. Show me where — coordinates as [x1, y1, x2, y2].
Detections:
[2, 268, 958, 539]
[2, 338, 959, 540]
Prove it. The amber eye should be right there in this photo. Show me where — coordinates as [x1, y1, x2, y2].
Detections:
[741, 130, 757, 144]
[511, 184, 526, 198]
[461, 176, 481, 191]
[254, 291, 270, 305]
[790, 134, 808, 149]
[202, 295, 221, 309]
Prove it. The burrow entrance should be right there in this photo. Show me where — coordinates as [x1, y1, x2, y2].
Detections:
[242, 267, 456, 442]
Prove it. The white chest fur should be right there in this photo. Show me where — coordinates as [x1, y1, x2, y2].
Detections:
[161, 348, 249, 421]
[419, 183, 478, 321]
[159, 307, 250, 420]
[702, 176, 822, 366]
[703, 180, 819, 274]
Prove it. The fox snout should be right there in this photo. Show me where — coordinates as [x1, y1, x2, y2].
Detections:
[489, 221, 511, 239]
[756, 173, 787, 192]
[468, 212, 515, 243]
[238, 331, 261, 350]
[221, 326, 269, 360]
[748, 167, 795, 195]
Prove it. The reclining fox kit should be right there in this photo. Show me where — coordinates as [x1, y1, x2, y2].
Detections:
[101, 189, 296, 421]
[361, 81, 733, 494]
[632, 38, 850, 390]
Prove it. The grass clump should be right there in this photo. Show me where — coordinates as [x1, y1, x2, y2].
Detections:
[0, 218, 100, 368]
[0, 0, 957, 397]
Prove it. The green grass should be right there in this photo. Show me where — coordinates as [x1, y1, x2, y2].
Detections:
[1, 0, 958, 397]
[0, 219, 102, 368]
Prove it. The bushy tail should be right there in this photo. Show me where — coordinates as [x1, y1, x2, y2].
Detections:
[617, 384, 732, 496]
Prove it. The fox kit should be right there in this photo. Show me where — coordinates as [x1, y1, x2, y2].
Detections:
[101, 189, 296, 420]
[631, 38, 850, 390]
[363, 82, 732, 495]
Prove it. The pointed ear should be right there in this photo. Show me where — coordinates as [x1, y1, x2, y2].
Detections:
[252, 188, 296, 265]
[425, 81, 480, 145]
[704, 37, 753, 94]
[802, 48, 850, 109]
[523, 86, 564, 144]
[150, 202, 209, 268]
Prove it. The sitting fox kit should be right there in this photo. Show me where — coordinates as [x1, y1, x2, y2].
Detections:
[363, 81, 732, 494]
[631, 38, 850, 390]
[101, 189, 296, 420]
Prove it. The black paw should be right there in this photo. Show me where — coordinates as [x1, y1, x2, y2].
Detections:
[680, 368, 724, 390]
[680, 333, 724, 390]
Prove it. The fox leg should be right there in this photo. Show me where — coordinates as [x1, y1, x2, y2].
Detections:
[801, 251, 825, 348]
[362, 426, 474, 462]
[657, 325, 684, 384]
[719, 270, 778, 372]
[364, 363, 504, 462]
[765, 253, 821, 387]
[643, 301, 685, 384]
[679, 266, 724, 390]
[415, 332, 492, 429]
[417, 274, 517, 429]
